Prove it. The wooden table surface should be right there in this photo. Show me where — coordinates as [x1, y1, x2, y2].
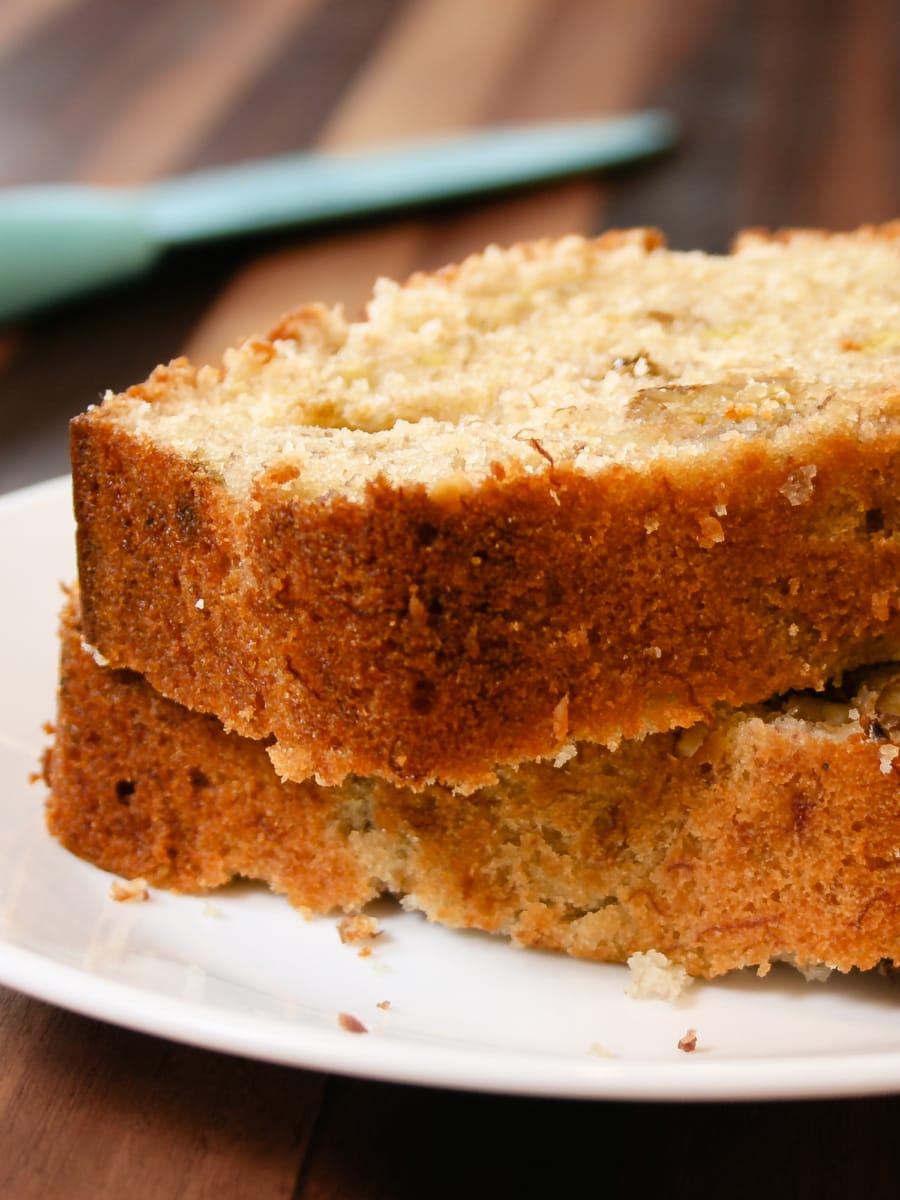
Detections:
[2, 0, 900, 1195]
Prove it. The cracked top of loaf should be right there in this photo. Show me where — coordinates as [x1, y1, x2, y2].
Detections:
[92, 224, 900, 501]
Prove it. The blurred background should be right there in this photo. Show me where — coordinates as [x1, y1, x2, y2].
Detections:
[1, 0, 897, 494]
[2, 2, 900, 1196]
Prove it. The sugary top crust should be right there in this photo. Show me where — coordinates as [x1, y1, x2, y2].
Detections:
[89, 224, 900, 500]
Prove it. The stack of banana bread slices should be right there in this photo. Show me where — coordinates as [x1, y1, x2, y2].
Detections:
[45, 223, 900, 979]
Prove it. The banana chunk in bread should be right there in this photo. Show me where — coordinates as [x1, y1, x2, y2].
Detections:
[72, 224, 900, 789]
[45, 593, 900, 980]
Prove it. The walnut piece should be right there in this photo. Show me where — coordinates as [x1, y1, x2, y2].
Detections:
[678, 1028, 698, 1053]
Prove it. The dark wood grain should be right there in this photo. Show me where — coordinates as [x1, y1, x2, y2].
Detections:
[289, 1077, 900, 1200]
[2, 0, 899, 1195]
[188, 0, 406, 172]
[0, 989, 323, 1198]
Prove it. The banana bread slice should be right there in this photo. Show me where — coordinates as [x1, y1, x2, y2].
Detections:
[45, 592, 900, 980]
[72, 223, 900, 790]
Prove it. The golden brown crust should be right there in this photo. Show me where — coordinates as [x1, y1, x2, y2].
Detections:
[46, 594, 900, 979]
[72, 408, 900, 789]
[45, 594, 376, 912]
[70, 222, 900, 789]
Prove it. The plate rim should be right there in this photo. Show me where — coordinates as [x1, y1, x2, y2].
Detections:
[4, 933, 900, 1102]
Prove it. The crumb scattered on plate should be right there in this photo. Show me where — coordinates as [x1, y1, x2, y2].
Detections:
[589, 1042, 616, 1058]
[677, 1028, 698, 1053]
[337, 913, 381, 945]
[109, 877, 149, 903]
[625, 949, 693, 1000]
[338, 1012, 368, 1034]
[376, 1000, 391, 1011]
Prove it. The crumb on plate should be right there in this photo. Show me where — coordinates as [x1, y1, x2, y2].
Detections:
[625, 949, 693, 1000]
[589, 1042, 616, 1058]
[338, 1012, 368, 1034]
[678, 1028, 698, 1053]
[109, 877, 149, 903]
[337, 913, 381, 945]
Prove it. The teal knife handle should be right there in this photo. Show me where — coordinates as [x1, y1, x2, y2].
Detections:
[0, 111, 676, 322]
[0, 187, 156, 322]
[146, 110, 677, 243]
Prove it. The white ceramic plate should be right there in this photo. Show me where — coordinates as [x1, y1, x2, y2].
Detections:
[2, 476, 899, 1101]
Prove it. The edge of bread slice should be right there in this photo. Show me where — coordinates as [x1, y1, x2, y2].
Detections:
[71, 223, 900, 788]
[45, 589, 900, 980]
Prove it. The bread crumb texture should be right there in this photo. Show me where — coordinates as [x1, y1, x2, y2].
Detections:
[45, 594, 900, 980]
[70, 223, 900, 789]
[86, 225, 900, 497]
